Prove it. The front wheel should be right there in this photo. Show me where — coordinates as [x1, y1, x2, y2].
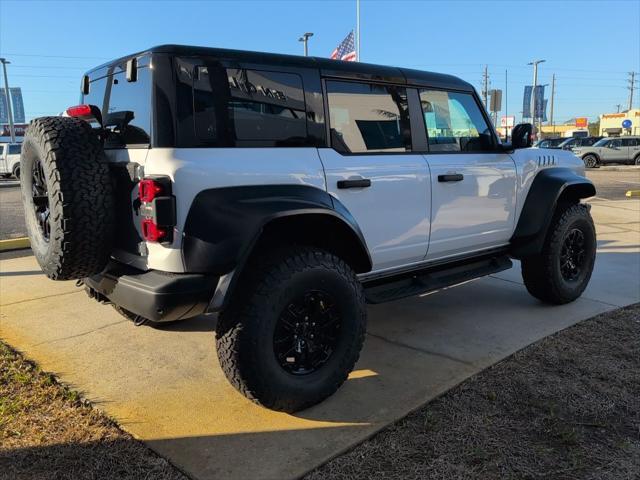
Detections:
[582, 154, 598, 169]
[521, 203, 596, 305]
[216, 247, 367, 412]
[634, 155, 640, 166]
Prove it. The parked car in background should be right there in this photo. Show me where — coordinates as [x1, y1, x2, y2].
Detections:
[534, 137, 565, 148]
[558, 136, 603, 151]
[574, 136, 640, 167]
[0, 143, 22, 178]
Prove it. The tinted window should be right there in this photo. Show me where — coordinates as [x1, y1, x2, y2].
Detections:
[8, 144, 21, 154]
[419, 90, 494, 152]
[0, 145, 4, 155]
[193, 67, 307, 147]
[326, 80, 411, 153]
[622, 138, 639, 146]
[609, 139, 622, 148]
[83, 65, 151, 148]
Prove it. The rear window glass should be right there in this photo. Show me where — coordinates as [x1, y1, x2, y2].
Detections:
[83, 64, 151, 148]
[192, 67, 308, 147]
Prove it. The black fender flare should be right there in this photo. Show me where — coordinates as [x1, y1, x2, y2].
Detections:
[510, 168, 595, 258]
[181, 184, 372, 275]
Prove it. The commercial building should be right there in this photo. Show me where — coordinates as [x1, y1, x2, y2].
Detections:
[599, 109, 640, 136]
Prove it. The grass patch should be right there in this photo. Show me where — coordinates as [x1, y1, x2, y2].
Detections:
[0, 341, 188, 480]
[306, 303, 640, 480]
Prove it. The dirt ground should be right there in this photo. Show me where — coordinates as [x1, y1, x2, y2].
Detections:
[2, 305, 638, 480]
[306, 303, 640, 480]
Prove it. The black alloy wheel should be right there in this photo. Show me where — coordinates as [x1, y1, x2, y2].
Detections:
[583, 154, 598, 168]
[560, 228, 586, 282]
[274, 290, 342, 375]
[31, 158, 50, 241]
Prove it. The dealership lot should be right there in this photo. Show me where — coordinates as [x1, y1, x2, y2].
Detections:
[1, 190, 638, 479]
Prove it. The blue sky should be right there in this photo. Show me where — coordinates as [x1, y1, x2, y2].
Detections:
[1, 0, 638, 124]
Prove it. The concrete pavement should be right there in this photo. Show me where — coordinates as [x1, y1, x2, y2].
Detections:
[1, 198, 638, 480]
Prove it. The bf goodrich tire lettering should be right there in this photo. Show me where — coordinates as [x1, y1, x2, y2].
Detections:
[20, 117, 115, 280]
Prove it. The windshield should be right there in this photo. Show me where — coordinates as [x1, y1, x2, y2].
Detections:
[558, 138, 575, 147]
[593, 138, 609, 146]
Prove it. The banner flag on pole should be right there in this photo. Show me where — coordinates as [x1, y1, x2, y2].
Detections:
[0, 89, 8, 124]
[10, 88, 25, 123]
[522, 86, 532, 118]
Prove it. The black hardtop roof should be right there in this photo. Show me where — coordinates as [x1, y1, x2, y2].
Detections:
[87, 44, 474, 92]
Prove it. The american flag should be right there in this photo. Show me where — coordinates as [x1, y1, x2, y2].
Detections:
[330, 30, 356, 62]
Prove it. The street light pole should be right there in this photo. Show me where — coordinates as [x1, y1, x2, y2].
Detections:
[528, 59, 545, 136]
[0, 58, 16, 143]
[298, 32, 314, 57]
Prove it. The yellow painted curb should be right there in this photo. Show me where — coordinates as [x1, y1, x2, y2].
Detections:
[0, 237, 30, 251]
[626, 190, 640, 197]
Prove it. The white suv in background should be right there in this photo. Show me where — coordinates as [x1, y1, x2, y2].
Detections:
[0, 142, 22, 178]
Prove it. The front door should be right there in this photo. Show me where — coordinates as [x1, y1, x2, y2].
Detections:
[318, 80, 430, 271]
[417, 89, 517, 260]
[600, 138, 626, 162]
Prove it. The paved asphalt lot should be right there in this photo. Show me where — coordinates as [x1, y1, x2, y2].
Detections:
[1, 166, 639, 241]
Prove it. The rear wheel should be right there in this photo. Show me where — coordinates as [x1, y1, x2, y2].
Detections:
[521, 203, 596, 305]
[216, 247, 367, 412]
[21, 117, 115, 280]
[634, 154, 640, 166]
[582, 154, 598, 168]
[12, 164, 20, 179]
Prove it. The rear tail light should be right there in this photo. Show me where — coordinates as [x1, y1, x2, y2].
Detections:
[138, 178, 164, 203]
[137, 176, 175, 244]
[141, 219, 167, 243]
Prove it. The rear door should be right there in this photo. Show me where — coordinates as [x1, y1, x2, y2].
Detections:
[318, 80, 430, 271]
[417, 89, 517, 260]
[621, 138, 638, 162]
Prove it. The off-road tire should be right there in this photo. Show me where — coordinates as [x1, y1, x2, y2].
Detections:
[521, 203, 596, 305]
[583, 154, 598, 169]
[21, 117, 114, 280]
[216, 247, 367, 412]
[634, 154, 640, 166]
[12, 163, 20, 179]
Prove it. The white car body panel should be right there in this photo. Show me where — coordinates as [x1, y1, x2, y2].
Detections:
[106, 147, 326, 272]
[423, 152, 517, 260]
[318, 148, 431, 271]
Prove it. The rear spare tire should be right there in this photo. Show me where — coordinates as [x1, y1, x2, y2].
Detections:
[21, 117, 114, 280]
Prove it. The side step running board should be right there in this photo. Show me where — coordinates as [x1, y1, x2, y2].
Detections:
[363, 254, 512, 304]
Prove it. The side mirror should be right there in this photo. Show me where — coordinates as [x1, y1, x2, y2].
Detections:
[511, 123, 533, 149]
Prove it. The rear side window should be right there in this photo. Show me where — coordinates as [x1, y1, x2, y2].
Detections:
[326, 80, 411, 154]
[8, 144, 21, 154]
[192, 67, 308, 147]
[419, 90, 495, 152]
[622, 138, 639, 146]
[83, 62, 152, 148]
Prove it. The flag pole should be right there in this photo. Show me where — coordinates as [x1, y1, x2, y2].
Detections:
[356, 0, 360, 61]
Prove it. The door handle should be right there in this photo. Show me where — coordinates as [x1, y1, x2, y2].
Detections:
[438, 173, 464, 182]
[337, 178, 372, 189]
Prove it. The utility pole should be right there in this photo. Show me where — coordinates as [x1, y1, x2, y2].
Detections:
[616, 104, 622, 113]
[482, 65, 489, 109]
[0, 58, 16, 143]
[505, 69, 509, 139]
[628, 71, 636, 111]
[528, 59, 545, 135]
[549, 73, 555, 134]
[298, 32, 314, 56]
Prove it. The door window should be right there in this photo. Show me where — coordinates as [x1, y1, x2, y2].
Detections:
[192, 67, 308, 147]
[419, 90, 495, 152]
[8, 144, 21, 155]
[326, 80, 411, 153]
[622, 138, 639, 146]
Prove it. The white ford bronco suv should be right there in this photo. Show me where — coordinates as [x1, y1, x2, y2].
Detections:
[20, 45, 596, 412]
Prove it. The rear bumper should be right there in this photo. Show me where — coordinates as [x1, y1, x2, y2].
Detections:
[84, 261, 219, 322]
